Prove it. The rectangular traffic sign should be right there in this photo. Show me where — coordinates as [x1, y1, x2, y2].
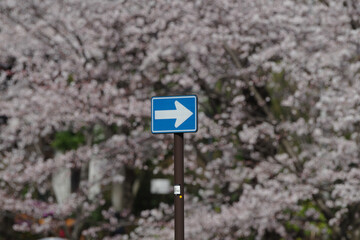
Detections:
[151, 95, 198, 134]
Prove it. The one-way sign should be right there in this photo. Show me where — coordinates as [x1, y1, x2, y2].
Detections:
[151, 95, 198, 134]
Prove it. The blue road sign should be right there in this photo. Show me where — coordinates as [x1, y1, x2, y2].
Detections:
[151, 95, 198, 134]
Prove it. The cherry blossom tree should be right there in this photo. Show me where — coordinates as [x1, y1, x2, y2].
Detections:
[0, 0, 359, 239]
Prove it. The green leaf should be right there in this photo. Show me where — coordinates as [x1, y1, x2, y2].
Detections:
[51, 131, 85, 152]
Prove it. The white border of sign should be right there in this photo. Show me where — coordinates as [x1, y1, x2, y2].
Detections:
[151, 95, 198, 134]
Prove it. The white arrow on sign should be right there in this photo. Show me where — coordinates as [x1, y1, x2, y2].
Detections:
[155, 101, 193, 128]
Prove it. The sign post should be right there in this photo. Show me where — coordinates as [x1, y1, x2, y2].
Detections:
[151, 95, 198, 240]
[174, 133, 184, 240]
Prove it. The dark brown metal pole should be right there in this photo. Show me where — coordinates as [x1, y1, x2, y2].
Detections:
[174, 133, 184, 240]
